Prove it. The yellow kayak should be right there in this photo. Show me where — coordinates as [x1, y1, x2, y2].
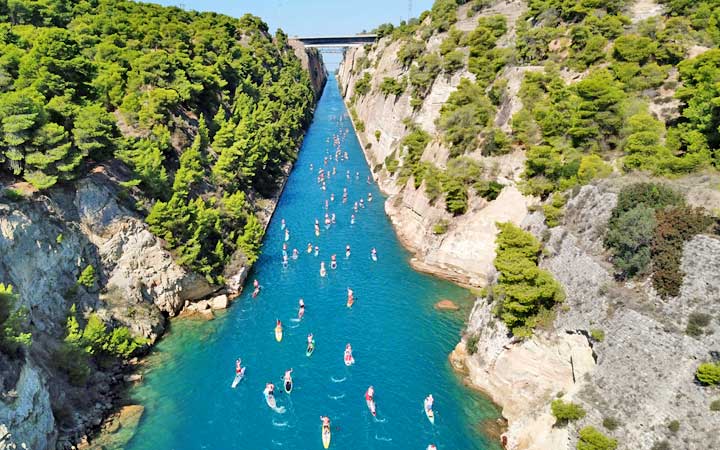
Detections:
[275, 325, 283, 342]
[322, 426, 331, 448]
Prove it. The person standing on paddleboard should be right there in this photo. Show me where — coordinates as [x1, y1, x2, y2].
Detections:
[298, 299, 305, 319]
[235, 358, 242, 374]
[283, 369, 293, 392]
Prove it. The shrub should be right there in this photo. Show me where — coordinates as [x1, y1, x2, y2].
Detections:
[610, 183, 684, 222]
[652, 206, 712, 298]
[551, 399, 586, 423]
[409, 53, 442, 99]
[437, 78, 495, 155]
[602, 417, 620, 431]
[605, 205, 657, 279]
[475, 180, 504, 201]
[77, 265, 96, 288]
[1, 189, 25, 201]
[443, 50, 465, 74]
[397, 39, 425, 67]
[0, 284, 32, 355]
[577, 426, 618, 450]
[686, 312, 712, 337]
[375, 130, 381, 141]
[590, 329, 605, 342]
[651, 441, 670, 450]
[543, 193, 566, 228]
[493, 223, 565, 337]
[710, 400, 720, 411]
[385, 153, 399, 174]
[354, 73, 372, 97]
[433, 219, 450, 235]
[466, 334, 479, 355]
[613, 35, 657, 63]
[667, 420, 680, 433]
[379, 77, 406, 97]
[696, 362, 720, 386]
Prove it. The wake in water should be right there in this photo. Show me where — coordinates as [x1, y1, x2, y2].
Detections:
[330, 376, 346, 383]
[272, 406, 287, 414]
[375, 435, 392, 442]
[328, 393, 345, 400]
[289, 318, 301, 322]
[272, 420, 290, 428]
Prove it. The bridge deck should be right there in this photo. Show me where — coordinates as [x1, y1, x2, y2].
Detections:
[292, 34, 377, 48]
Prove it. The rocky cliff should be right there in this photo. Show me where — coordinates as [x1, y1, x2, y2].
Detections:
[452, 178, 720, 450]
[339, 1, 720, 449]
[338, 1, 532, 287]
[291, 43, 328, 99]
[0, 55, 326, 450]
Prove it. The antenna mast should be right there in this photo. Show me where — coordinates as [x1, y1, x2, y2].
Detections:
[408, 0, 412, 21]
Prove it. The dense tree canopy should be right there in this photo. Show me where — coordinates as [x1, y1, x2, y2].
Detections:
[0, 0, 316, 282]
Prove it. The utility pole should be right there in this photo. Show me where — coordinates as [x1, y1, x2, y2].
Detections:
[408, 0, 412, 21]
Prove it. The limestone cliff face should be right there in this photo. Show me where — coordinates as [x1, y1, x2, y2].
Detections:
[451, 178, 720, 450]
[290, 43, 328, 99]
[337, 2, 531, 287]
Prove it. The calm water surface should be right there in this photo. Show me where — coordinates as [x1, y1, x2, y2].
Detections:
[125, 78, 500, 450]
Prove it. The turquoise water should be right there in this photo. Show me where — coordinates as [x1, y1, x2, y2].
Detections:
[125, 78, 500, 450]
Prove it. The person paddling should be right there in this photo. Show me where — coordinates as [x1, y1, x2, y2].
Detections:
[298, 299, 305, 320]
[235, 358, 243, 375]
[252, 279, 260, 298]
[365, 386, 376, 416]
[424, 394, 434, 412]
[283, 369, 293, 392]
[344, 343, 355, 366]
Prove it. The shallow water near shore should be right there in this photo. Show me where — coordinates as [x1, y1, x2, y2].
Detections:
[124, 78, 501, 450]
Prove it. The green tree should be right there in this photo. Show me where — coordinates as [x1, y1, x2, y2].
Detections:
[577, 426, 618, 450]
[0, 283, 32, 354]
[551, 399, 587, 423]
[236, 213, 264, 264]
[77, 264, 96, 288]
[604, 205, 657, 279]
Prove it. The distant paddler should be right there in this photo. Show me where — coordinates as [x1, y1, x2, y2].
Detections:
[298, 299, 305, 320]
[263, 383, 277, 409]
[424, 394, 435, 424]
[306, 333, 315, 356]
[307, 242, 313, 253]
[365, 386, 376, 416]
[275, 319, 283, 342]
[330, 254, 337, 270]
[346, 287, 354, 308]
[283, 368, 293, 394]
[280, 218, 286, 230]
[345, 245, 351, 259]
[252, 279, 261, 298]
[320, 261, 327, 278]
[343, 343, 355, 366]
[231, 358, 245, 388]
[284, 227, 290, 242]
[371, 248, 377, 262]
[320, 416, 331, 448]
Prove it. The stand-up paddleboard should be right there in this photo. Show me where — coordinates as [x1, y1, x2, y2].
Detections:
[275, 325, 283, 342]
[344, 351, 355, 366]
[306, 340, 315, 357]
[346, 296, 354, 308]
[252, 287, 260, 298]
[284, 379, 293, 394]
[425, 406, 435, 424]
[322, 426, 331, 448]
[265, 392, 277, 409]
[231, 367, 246, 388]
[366, 398, 376, 416]
[371, 254, 377, 262]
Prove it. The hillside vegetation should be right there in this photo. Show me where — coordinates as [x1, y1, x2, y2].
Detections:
[0, 0, 315, 283]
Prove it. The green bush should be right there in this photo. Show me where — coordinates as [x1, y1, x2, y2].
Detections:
[667, 420, 680, 433]
[379, 77, 406, 97]
[613, 35, 657, 63]
[590, 328, 605, 342]
[354, 73, 372, 97]
[385, 153, 400, 174]
[466, 334, 479, 355]
[409, 53, 442, 99]
[433, 219, 450, 235]
[543, 193, 566, 228]
[375, 130, 382, 141]
[430, 0, 460, 32]
[710, 400, 720, 411]
[493, 222, 565, 337]
[397, 39, 426, 67]
[0, 283, 32, 355]
[577, 426, 618, 450]
[443, 50, 465, 74]
[696, 362, 720, 386]
[602, 417, 620, 431]
[77, 265, 96, 288]
[437, 78, 495, 155]
[65, 307, 145, 360]
[1, 189, 25, 201]
[604, 205, 657, 279]
[686, 312, 712, 337]
[551, 399, 586, 423]
[475, 180, 504, 201]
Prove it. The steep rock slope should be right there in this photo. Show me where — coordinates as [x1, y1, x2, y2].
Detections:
[338, 1, 531, 286]
[340, 0, 720, 448]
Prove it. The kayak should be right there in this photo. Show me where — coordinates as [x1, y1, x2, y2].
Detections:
[306, 341, 315, 357]
[231, 367, 246, 388]
[322, 426, 331, 448]
[366, 398, 376, 416]
[425, 406, 435, 424]
[344, 352, 355, 366]
[265, 392, 277, 409]
[284, 379, 293, 394]
[275, 325, 283, 342]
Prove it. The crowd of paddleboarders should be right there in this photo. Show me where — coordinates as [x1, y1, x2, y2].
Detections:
[231, 124, 439, 449]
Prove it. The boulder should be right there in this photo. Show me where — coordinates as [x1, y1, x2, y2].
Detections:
[195, 300, 209, 311]
[210, 294, 229, 310]
[435, 299, 460, 311]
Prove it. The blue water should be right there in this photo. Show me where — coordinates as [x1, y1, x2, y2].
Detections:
[125, 78, 500, 450]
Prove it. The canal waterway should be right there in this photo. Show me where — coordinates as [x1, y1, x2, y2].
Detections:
[125, 77, 500, 450]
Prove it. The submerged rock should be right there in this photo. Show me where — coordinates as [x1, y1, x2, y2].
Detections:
[434, 299, 459, 311]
